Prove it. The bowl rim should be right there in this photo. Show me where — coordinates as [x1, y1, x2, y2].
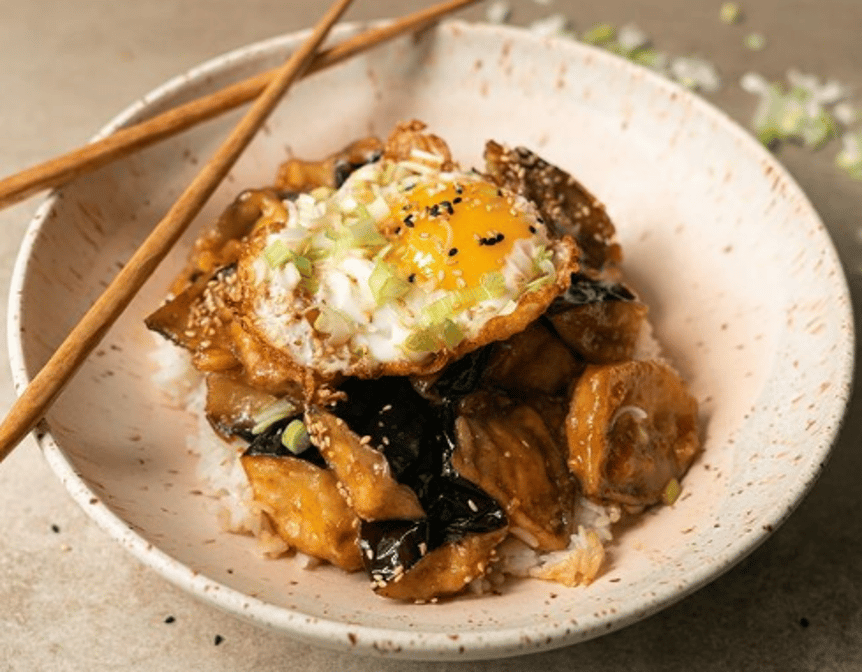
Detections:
[6, 19, 855, 660]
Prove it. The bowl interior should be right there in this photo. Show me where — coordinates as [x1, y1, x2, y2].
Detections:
[9, 21, 853, 660]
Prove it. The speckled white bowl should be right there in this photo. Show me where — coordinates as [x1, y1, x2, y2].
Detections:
[7, 21, 854, 660]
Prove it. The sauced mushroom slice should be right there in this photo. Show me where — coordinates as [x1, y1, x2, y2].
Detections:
[483, 141, 621, 271]
[241, 420, 363, 572]
[162, 188, 287, 296]
[359, 478, 508, 601]
[453, 392, 577, 551]
[275, 136, 383, 192]
[327, 376, 448, 505]
[566, 360, 700, 507]
[205, 373, 301, 441]
[145, 265, 241, 373]
[484, 321, 583, 395]
[305, 407, 425, 521]
[545, 273, 649, 364]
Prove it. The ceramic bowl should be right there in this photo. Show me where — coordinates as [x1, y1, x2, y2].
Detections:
[7, 21, 854, 660]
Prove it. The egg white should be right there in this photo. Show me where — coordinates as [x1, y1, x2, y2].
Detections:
[241, 158, 561, 377]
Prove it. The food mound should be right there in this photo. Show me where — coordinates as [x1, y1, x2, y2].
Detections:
[147, 121, 700, 602]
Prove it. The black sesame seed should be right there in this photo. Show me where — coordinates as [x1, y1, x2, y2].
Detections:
[408, 273, 416, 283]
[440, 200, 454, 215]
[51, 524, 60, 533]
[164, 616, 176, 624]
[529, 225, 537, 233]
[214, 635, 224, 645]
[800, 618, 810, 628]
[477, 233, 504, 246]
[428, 204, 440, 217]
[403, 214, 415, 228]
[453, 196, 463, 204]
[448, 248, 458, 257]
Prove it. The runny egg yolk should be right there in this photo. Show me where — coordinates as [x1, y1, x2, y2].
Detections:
[385, 179, 538, 291]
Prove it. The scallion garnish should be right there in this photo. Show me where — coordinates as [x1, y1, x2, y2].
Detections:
[480, 271, 507, 298]
[662, 478, 682, 506]
[251, 398, 297, 435]
[313, 306, 354, 344]
[263, 239, 293, 269]
[368, 259, 410, 305]
[441, 319, 464, 349]
[292, 253, 313, 278]
[281, 419, 311, 455]
[404, 327, 439, 353]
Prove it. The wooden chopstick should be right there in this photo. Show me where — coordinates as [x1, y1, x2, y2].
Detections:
[0, 0, 479, 210]
[0, 0, 356, 462]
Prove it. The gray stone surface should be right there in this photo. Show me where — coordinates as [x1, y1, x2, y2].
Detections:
[1, 1, 860, 669]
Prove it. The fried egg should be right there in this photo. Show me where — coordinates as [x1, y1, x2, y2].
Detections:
[236, 151, 578, 379]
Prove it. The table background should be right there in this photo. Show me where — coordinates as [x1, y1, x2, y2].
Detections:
[1, 1, 860, 669]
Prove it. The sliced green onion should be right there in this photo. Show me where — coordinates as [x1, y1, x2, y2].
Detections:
[281, 419, 311, 455]
[744, 32, 766, 51]
[353, 202, 371, 220]
[403, 327, 440, 353]
[836, 130, 862, 180]
[421, 293, 461, 325]
[291, 253, 313, 278]
[304, 244, 331, 263]
[581, 23, 616, 46]
[313, 306, 354, 344]
[720, 2, 741, 24]
[747, 77, 842, 149]
[368, 259, 410, 305]
[251, 398, 297, 435]
[662, 478, 682, 505]
[310, 186, 333, 201]
[263, 239, 293, 269]
[480, 271, 508, 299]
[441, 319, 464, 349]
[405, 318, 466, 353]
[348, 218, 388, 248]
[523, 273, 555, 294]
[629, 47, 663, 68]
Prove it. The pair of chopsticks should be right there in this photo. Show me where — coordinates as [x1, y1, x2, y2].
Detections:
[0, 0, 479, 462]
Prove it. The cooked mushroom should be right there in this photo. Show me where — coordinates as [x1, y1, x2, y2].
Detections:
[483, 141, 621, 271]
[275, 135, 384, 192]
[359, 477, 508, 601]
[545, 273, 649, 364]
[565, 360, 700, 507]
[453, 392, 577, 551]
[484, 320, 584, 395]
[241, 421, 363, 572]
[204, 373, 281, 440]
[305, 407, 425, 522]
